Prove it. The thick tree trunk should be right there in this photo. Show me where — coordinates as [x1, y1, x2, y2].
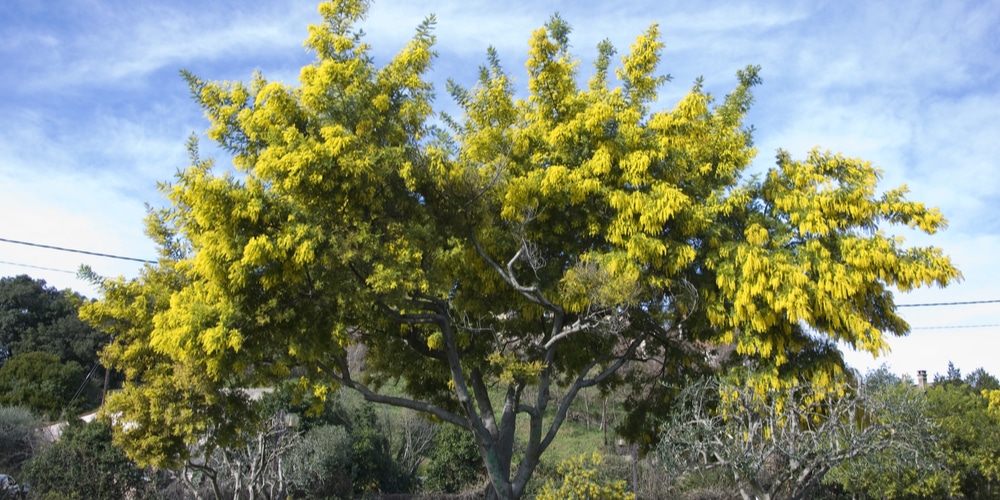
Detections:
[479, 443, 516, 499]
[484, 483, 503, 500]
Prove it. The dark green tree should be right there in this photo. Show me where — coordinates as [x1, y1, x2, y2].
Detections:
[0, 351, 85, 419]
[425, 423, 486, 493]
[965, 367, 1000, 392]
[347, 402, 413, 495]
[286, 424, 354, 499]
[0, 405, 42, 476]
[0, 275, 103, 368]
[23, 419, 151, 499]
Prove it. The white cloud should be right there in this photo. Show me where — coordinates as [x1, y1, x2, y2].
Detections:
[4, 1, 318, 92]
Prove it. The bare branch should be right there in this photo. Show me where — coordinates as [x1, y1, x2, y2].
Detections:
[541, 317, 597, 350]
[468, 229, 560, 312]
[539, 333, 646, 452]
[315, 357, 469, 429]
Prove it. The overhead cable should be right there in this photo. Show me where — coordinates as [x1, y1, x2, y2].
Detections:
[0, 237, 154, 264]
[0, 260, 78, 274]
[898, 299, 1000, 307]
[912, 324, 1000, 330]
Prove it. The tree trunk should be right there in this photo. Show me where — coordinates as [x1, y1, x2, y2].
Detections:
[602, 397, 608, 447]
[484, 483, 502, 500]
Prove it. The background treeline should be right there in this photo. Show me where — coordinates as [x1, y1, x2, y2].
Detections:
[6, 364, 1000, 499]
[4, 274, 1000, 499]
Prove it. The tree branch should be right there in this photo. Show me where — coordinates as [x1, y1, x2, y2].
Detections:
[316, 357, 468, 428]
[468, 231, 560, 312]
[538, 333, 646, 453]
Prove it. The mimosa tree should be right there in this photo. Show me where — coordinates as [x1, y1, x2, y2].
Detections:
[81, 1, 960, 498]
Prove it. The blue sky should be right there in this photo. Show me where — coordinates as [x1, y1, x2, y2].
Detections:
[1, 0, 998, 380]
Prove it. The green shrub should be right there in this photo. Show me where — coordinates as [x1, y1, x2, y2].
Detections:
[424, 423, 485, 493]
[286, 424, 354, 499]
[0, 352, 85, 419]
[23, 419, 151, 499]
[0, 406, 40, 475]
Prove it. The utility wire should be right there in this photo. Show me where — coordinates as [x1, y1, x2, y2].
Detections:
[0, 237, 154, 264]
[0, 260, 78, 274]
[912, 324, 1000, 330]
[65, 362, 101, 415]
[899, 299, 1000, 307]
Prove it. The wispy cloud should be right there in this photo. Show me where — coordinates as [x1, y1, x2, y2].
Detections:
[2, 0, 317, 92]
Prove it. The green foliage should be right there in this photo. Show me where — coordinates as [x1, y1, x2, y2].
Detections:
[0, 351, 85, 419]
[81, 2, 960, 498]
[0, 276, 104, 418]
[923, 379, 1000, 498]
[286, 424, 354, 499]
[23, 419, 151, 499]
[536, 452, 634, 500]
[424, 423, 485, 493]
[346, 403, 414, 495]
[966, 367, 1000, 392]
[0, 406, 41, 475]
[275, 387, 420, 496]
[0, 275, 103, 367]
[824, 370, 947, 499]
[827, 368, 1000, 500]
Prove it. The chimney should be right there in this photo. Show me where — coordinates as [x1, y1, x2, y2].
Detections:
[917, 370, 927, 390]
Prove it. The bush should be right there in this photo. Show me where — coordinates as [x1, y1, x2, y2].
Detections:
[348, 403, 412, 494]
[535, 452, 634, 500]
[0, 352, 85, 419]
[22, 419, 151, 499]
[280, 394, 417, 497]
[0, 406, 40, 475]
[286, 424, 354, 499]
[423, 424, 485, 493]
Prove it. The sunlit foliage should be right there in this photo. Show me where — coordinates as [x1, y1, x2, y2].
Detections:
[82, 1, 959, 498]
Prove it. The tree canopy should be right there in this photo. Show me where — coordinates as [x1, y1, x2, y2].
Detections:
[0, 351, 86, 419]
[81, 2, 960, 498]
[23, 419, 152, 499]
[0, 274, 103, 368]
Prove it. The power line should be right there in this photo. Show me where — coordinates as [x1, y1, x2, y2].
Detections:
[899, 299, 1000, 307]
[913, 324, 1000, 330]
[0, 260, 78, 274]
[0, 237, 154, 264]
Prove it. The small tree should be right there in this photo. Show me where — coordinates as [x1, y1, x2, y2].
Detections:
[285, 424, 354, 499]
[166, 395, 302, 500]
[425, 423, 486, 493]
[345, 402, 414, 495]
[658, 375, 937, 500]
[0, 352, 85, 419]
[23, 419, 151, 499]
[0, 406, 41, 476]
